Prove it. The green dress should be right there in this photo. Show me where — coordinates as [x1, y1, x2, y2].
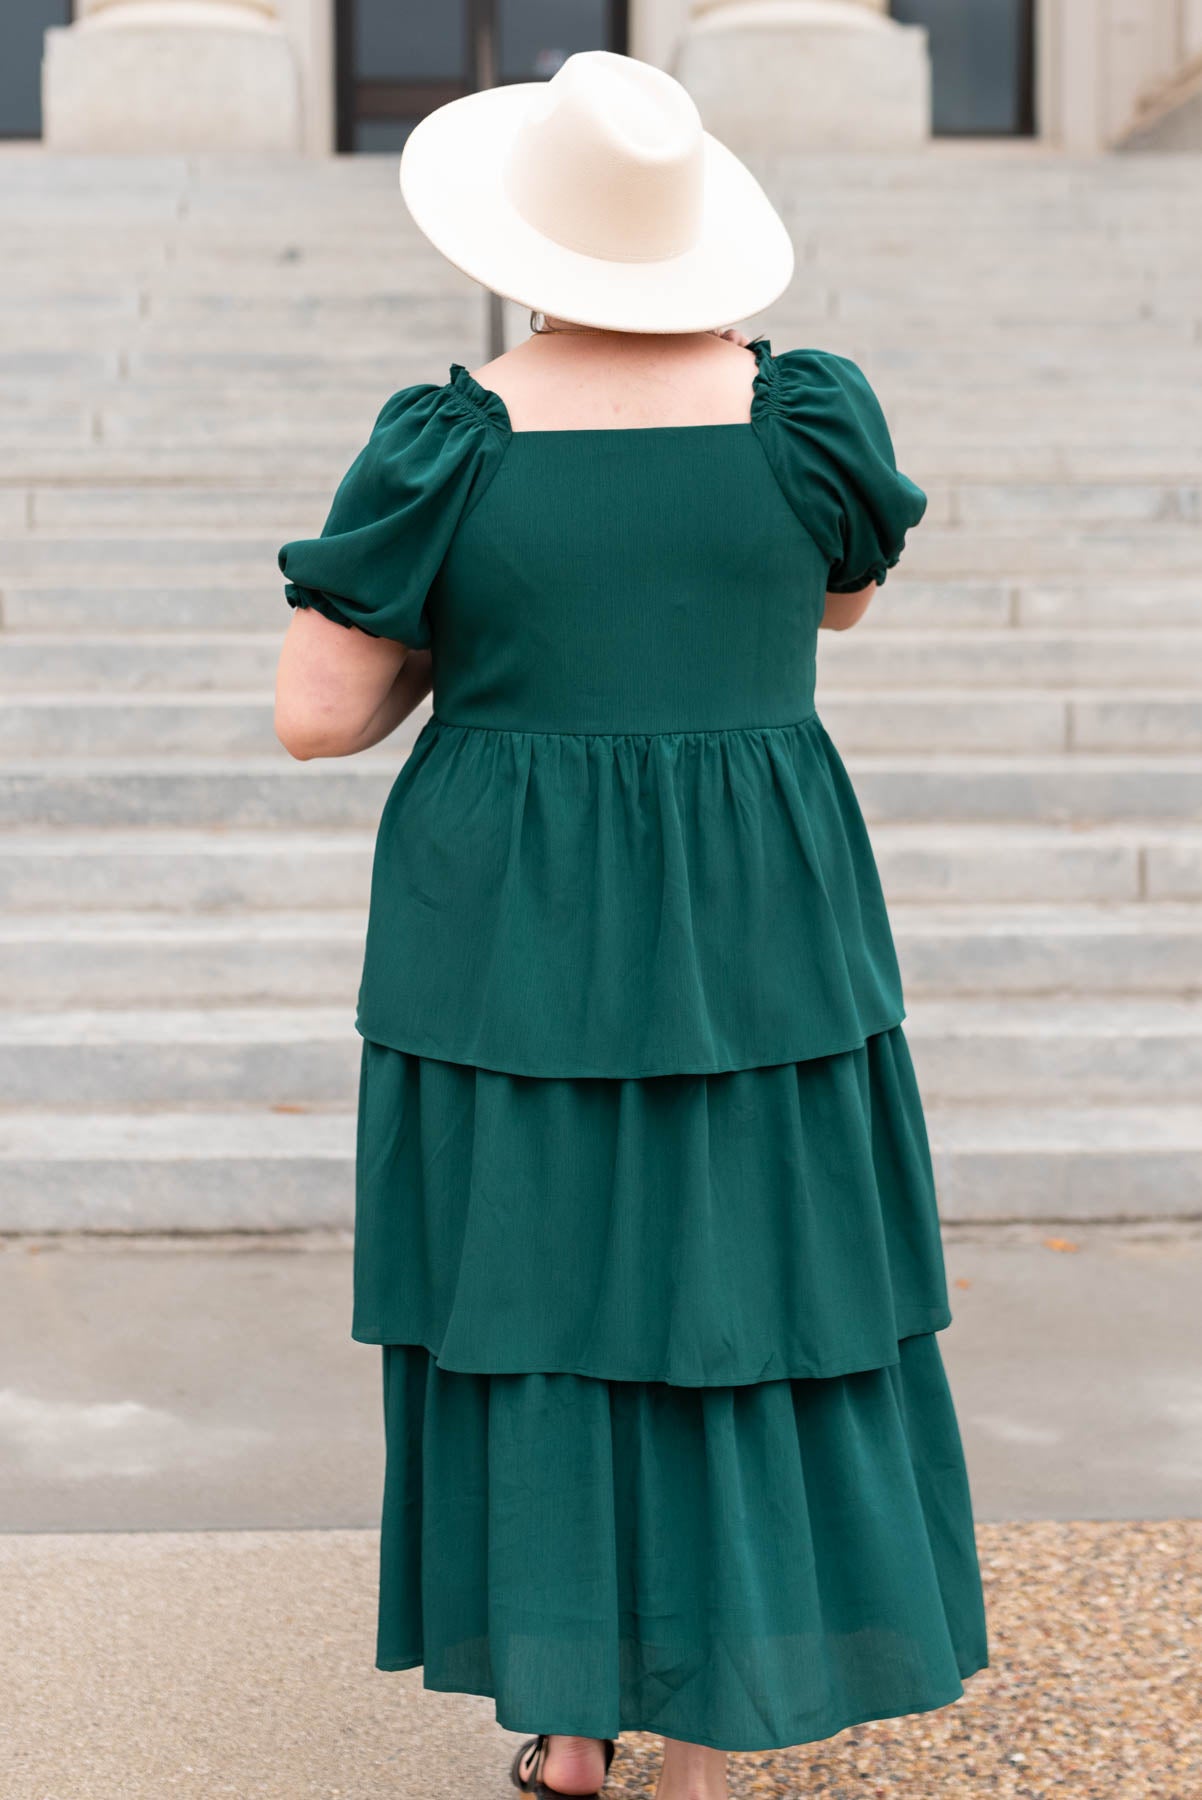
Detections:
[278, 336, 989, 1753]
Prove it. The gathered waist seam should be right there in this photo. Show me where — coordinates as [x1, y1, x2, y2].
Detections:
[426, 709, 821, 743]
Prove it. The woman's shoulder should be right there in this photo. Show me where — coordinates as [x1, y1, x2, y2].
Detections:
[364, 364, 513, 445]
[311, 367, 512, 528]
[752, 339, 890, 431]
[751, 339, 927, 592]
[276, 364, 511, 646]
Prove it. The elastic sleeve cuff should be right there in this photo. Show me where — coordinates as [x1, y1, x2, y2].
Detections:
[284, 582, 383, 637]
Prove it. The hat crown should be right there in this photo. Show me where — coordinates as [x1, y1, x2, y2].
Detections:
[502, 51, 706, 264]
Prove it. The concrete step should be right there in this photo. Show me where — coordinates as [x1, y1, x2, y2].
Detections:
[7, 332, 1200, 373]
[0, 1007, 357, 1106]
[1012, 585, 1202, 629]
[1, 585, 289, 633]
[0, 636, 282, 693]
[9, 345, 1183, 397]
[1, 822, 1197, 914]
[0, 827, 375, 911]
[0, 478, 1182, 535]
[1, 537, 276, 576]
[13, 350, 1195, 401]
[906, 996, 1202, 1103]
[893, 902, 1202, 996]
[0, 1099, 1195, 1232]
[0, 759, 398, 828]
[846, 754, 1202, 825]
[0, 911, 364, 1005]
[1, 368, 1200, 404]
[0, 901, 1195, 1006]
[872, 822, 1202, 905]
[927, 1105, 1202, 1223]
[25, 483, 327, 533]
[20, 421, 1202, 481]
[0, 1108, 354, 1232]
[0, 693, 407, 757]
[900, 530, 1202, 580]
[3, 995, 1197, 1109]
[8, 689, 1202, 757]
[2, 751, 1200, 827]
[10, 439, 1202, 486]
[818, 629, 1202, 689]
[7, 578, 1202, 636]
[823, 690, 1202, 753]
[2, 629, 1199, 696]
[12, 305, 1202, 356]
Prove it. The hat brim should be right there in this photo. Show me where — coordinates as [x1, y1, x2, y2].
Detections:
[399, 80, 795, 334]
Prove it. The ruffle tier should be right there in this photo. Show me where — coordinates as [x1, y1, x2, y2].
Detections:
[353, 1024, 949, 1386]
[354, 711, 904, 1079]
[375, 1330, 990, 1751]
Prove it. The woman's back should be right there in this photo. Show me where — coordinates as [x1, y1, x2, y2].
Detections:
[433, 340, 823, 735]
[278, 336, 927, 1077]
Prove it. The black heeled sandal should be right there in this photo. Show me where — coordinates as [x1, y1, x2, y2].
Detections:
[509, 1734, 617, 1798]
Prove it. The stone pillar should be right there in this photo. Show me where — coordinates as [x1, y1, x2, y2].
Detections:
[43, 0, 303, 152]
[671, 0, 930, 152]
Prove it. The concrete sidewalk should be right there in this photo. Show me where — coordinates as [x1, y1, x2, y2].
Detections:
[2, 1224, 1199, 1799]
[1, 1221, 1200, 1529]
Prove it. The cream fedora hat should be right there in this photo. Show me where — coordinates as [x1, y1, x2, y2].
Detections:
[398, 49, 794, 334]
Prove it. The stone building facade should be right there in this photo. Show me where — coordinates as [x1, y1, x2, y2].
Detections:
[6, 0, 1202, 154]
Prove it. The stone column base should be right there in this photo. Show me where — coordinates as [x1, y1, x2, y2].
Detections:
[43, 3, 302, 153]
[673, 2, 930, 153]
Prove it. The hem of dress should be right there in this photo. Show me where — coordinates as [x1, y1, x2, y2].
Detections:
[371, 1657, 990, 1755]
[350, 1310, 954, 1383]
[351, 1005, 909, 1083]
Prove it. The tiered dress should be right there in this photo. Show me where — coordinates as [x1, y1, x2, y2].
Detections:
[278, 336, 989, 1753]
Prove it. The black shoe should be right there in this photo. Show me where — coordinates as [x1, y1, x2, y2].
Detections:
[509, 1734, 617, 1798]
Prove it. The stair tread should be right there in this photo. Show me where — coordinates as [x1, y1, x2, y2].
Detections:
[0, 1110, 354, 1156]
[0, 899, 1196, 938]
[2, 1104, 1197, 1160]
[3, 993, 1199, 1042]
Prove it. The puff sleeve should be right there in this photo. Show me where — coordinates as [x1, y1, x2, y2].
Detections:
[754, 347, 927, 593]
[278, 380, 509, 647]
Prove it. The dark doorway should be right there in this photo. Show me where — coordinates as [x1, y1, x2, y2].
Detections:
[891, 0, 1035, 135]
[0, 0, 71, 137]
[338, 0, 629, 154]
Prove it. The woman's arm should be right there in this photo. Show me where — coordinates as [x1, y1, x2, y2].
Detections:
[274, 607, 433, 760]
[820, 579, 878, 632]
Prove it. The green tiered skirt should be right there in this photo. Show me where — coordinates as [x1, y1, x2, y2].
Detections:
[354, 1023, 989, 1752]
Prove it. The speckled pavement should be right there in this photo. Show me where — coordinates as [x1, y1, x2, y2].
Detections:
[2, 1521, 1198, 1800]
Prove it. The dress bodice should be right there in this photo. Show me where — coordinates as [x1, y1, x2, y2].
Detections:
[430, 416, 825, 736]
[277, 339, 927, 1078]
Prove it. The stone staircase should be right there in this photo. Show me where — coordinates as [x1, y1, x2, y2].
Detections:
[1, 146, 1200, 1230]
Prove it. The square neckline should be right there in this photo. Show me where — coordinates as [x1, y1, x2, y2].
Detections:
[448, 336, 774, 439]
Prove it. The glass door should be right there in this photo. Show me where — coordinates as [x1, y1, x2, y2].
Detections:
[338, 0, 628, 153]
[0, 0, 71, 137]
[891, 0, 1035, 135]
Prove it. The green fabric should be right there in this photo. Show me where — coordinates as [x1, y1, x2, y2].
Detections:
[277, 383, 508, 648]
[278, 339, 926, 1077]
[352, 1025, 951, 1381]
[352, 712, 903, 1076]
[280, 339, 988, 1750]
[376, 1331, 989, 1752]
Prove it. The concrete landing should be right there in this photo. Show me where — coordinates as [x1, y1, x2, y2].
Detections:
[1, 1223, 1199, 1530]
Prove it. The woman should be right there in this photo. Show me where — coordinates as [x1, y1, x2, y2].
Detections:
[274, 49, 988, 1800]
